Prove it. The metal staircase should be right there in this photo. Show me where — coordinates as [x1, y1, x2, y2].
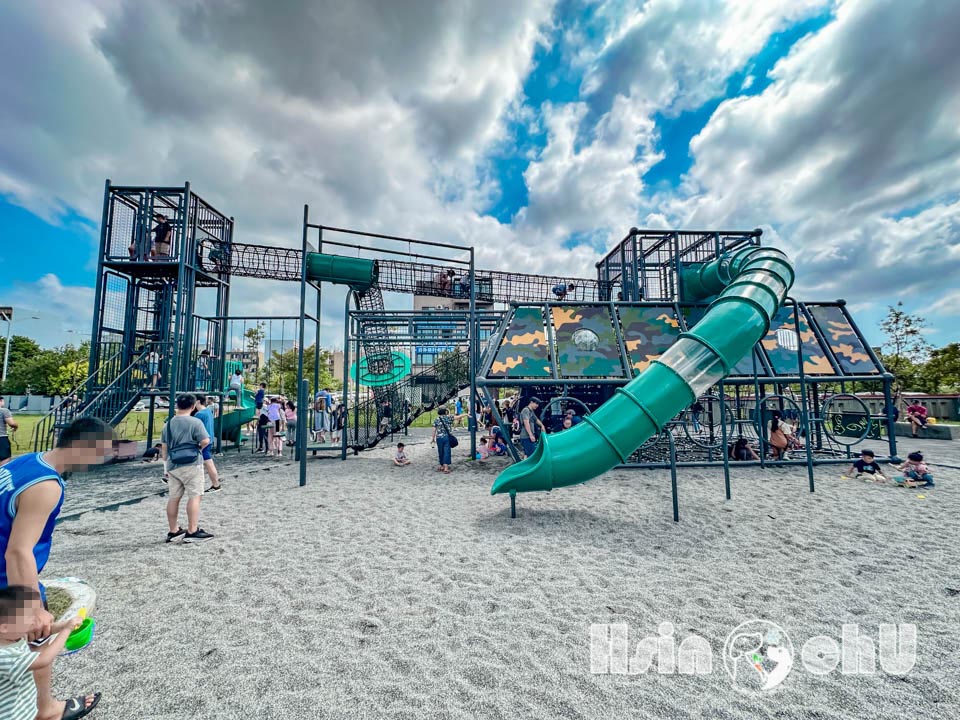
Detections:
[32, 344, 163, 452]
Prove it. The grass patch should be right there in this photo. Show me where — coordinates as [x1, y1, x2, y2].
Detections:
[7, 411, 156, 458]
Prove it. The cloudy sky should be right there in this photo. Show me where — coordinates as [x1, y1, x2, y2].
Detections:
[1, 0, 957, 350]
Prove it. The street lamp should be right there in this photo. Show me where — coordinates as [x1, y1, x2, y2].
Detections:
[2, 309, 41, 383]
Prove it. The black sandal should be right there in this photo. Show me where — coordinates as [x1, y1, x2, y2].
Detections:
[62, 692, 101, 719]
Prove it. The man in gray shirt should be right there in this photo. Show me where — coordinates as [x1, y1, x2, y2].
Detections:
[519, 397, 546, 458]
[161, 394, 213, 543]
[0, 397, 17, 467]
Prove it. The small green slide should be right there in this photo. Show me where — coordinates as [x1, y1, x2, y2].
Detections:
[217, 387, 258, 446]
[491, 246, 795, 495]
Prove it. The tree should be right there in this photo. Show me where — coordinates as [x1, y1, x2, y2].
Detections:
[244, 323, 266, 354]
[242, 322, 267, 382]
[880, 303, 932, 396]
[919, 343, 960, 393]
[1, 341, 90, 395]
[264, 345, 341, 398]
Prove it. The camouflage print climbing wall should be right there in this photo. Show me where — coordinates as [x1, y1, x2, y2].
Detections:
[619, 305, 681, 374]
[553, 306, 626, 378]
[806, 305, 879, 374]
[489, 306, 553, 378]
[729, 350, 767, 377]
[762, 306, 835, 375]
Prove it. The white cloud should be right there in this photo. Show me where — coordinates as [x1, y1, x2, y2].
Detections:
[928, 291, 960, 316]
[0, 275, 96, 348]
[655, 0, 960, 317]
[3, 0, 960, 353]
[581, 0, 829, 115]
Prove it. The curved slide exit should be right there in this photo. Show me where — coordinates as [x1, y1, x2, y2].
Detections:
[490, 246, 795, 496]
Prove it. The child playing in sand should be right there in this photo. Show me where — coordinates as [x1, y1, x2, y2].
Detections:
[142, 443, 162, 462]
[846, 449, 887, 483]
[393, 443, 410, 466]
[897, 451, 935, 488]
[478, 437, 490, 460]
[0, 585, 86, 720]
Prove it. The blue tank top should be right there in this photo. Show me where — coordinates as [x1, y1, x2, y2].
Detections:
[0, 453, 65, 588]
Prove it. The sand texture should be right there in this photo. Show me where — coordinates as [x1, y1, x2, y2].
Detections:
[43, 431, 959, 719]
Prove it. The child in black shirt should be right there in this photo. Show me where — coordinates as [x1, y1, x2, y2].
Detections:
[847, 449, 887, 482]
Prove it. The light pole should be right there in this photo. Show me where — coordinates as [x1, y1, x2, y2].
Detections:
[1, 307, 13, 383]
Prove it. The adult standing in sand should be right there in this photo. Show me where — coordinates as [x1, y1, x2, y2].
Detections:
[0, 396, 17, 467]
[161, 394, 213, 543]
[1, 416, 115, 719]
[431, 407, 454, 473]
[519, 397, 545, 458]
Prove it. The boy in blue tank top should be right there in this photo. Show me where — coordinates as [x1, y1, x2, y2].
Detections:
[0, 417, 114, 720]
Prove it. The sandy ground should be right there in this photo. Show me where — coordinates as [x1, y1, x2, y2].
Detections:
[42, 430, 959, 719]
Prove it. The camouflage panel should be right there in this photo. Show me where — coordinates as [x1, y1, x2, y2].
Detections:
[618, 305, 681, 374]
[489, 306, 553, 378]
[553, 305, 625, 378]
[807, 305, 879, 375]
[761, 306, 834, 375]
[729, 349, 765, 377]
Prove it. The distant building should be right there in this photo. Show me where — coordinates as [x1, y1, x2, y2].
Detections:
[225, 350, 262, 377]
[264, 338, 298, 361]
[325, 350, 344, 383]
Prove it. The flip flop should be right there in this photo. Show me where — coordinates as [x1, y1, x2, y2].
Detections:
[62, 692, 101, 719]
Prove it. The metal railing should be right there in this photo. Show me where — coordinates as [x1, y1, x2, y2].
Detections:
[345, 350, 471, 450]
[31, 347, 126, 452]
[31, 344, 164, 452]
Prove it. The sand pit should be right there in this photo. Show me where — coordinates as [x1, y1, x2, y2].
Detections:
[44, 432, 959, 719]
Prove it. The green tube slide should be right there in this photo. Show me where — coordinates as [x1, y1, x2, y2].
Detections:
[218, 388, 258, 445]
[305, 253, 378, 291]
[490, 246, 795, 496]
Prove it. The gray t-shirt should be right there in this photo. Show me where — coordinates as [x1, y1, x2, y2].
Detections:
[519, 406, 538, 440]
[0, 407, 12, 438]
[161, 415, 208, 466]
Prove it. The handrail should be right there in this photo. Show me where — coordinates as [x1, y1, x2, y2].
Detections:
[81, 347, 153, 414]
[31, 346, 126, 452]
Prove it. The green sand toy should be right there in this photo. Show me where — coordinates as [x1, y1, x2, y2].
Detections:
[62, 610, 96, 655]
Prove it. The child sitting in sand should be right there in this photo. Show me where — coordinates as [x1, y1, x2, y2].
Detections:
[729, 437, 760, 461]
[142, 443, 162, 462]
[846, 449, 887, 482]
[478, 437, 490, 460]
[393, 443, 410, 466]
[490, 436, 508, 456]
[0, 586, 86, 720]
[897, 451, 934, 488]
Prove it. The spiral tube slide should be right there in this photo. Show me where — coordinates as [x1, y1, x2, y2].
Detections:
[490, 247, 795, 496]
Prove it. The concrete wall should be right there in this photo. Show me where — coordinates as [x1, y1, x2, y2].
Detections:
[0, 395, 56, 414]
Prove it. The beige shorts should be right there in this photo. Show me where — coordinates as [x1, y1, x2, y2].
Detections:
[166, 463, 205, 499]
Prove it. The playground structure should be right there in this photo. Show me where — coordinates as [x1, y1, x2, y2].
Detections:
[31, 182, 899, 520]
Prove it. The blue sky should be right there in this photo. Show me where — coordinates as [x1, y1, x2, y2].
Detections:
[1, 0, 958, 351]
